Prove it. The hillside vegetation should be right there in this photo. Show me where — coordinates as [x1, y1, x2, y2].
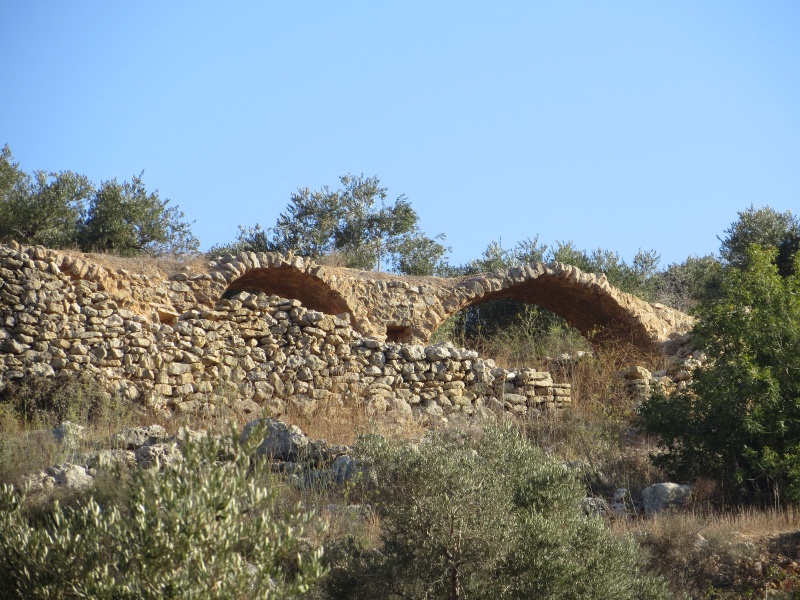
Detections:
[2, 152, 800, 597]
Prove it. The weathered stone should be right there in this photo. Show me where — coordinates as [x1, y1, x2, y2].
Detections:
[0, 244, 664, 423]
[332, 455, 357, 484]
[53, 421, 85, 446]
[135, 442, 181, 469]
[623, 366, 651, 380]
[241, 418, 309, 462]
[641, 483, 693, 514]
[24, 463, 94, 493]
[111, 425, 170, 450]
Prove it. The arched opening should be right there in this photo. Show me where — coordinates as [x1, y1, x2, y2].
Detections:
[223, 266, 353, 318]
[432, 298, 590, 367]
[435, 274, 657, 355]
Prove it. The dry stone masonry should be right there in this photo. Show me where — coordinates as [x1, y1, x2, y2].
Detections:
[212, 251, 694, 351]
[0, 243, 586, 421]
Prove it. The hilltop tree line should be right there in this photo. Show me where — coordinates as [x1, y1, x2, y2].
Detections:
[2, 144, 797, 302]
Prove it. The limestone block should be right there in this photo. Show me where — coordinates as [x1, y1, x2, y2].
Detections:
[641, 483, 693, 514]
[503, 393, 527, 406]
[167, 362, 191, 376]
[111, 425, 169, 450]
[3, 339, 29, 354]
[24, 463, 94, 493]
[135, 443, 181, 469]
[623, 366, 652, 380]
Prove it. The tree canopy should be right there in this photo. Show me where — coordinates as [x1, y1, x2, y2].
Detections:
[0, 145, 198, 256]
[719, 204, 799, 275]
[219, 174, 449, 275]
[79, 174, 199, 256]
[322, 427, 671, 599]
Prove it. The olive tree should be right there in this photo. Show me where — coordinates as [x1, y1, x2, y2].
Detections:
[222, 174, 449, 275]
[0, 145, 199, 256]
[321, 427, 671, 600]
[79, 173, 199, 256]
[0, 145, 93, 248]
[0, 423, 326, 598]
[719, 204, 799, 273]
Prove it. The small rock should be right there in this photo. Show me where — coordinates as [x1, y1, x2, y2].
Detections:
[111, 425, 169, 450]
[641, 482, 693, 514]
[241, 418, 309, 462]
[332, 455, 357, 484]
[612, 487, 632, 515]
[623, 366, 651, 380]
[53, 421, 85, 446]
[24, 463, 94, 493]
[135, 443, 181, 469]
[582, 497, 612, 518]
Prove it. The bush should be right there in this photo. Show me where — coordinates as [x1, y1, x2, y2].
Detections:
[640, 246, 800, 505]
[719, 204, 799, 272]
[320, 426, 671, 600]
[0, 423, 326, 599]
[0, 372, 116, 427]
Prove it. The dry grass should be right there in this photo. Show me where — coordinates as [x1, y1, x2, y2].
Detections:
[612, 508, 800, 598]
[59, 247, 210, 278]
[280, 393, 427, 447]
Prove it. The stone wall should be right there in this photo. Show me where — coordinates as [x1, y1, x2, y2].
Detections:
[214, 252, 694, 351]
[0, 244, 571, 421]
[2, 242, 692, 352]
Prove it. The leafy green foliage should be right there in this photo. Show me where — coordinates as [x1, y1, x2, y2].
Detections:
[652, 254, 723, 311]
[0, 424, 326, 599]
[0, 145, 198, 256]
[221, 174, 449, 275]
[321, 427, 671, 600]
[719, 204, 799, 273]
[639, 246, 800, 505]
[441, 238, 550, 342]
[0, 146, 93, 248]
[549, 240, 662, 301]
[78, 173, 199, 256]
[0, 372, 115, 427]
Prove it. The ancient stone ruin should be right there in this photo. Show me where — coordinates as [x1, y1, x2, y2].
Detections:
[214, 251, 693, 351]
[0, 243, 693, 421]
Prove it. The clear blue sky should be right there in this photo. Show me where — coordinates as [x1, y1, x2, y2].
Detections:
[2, 2, 798, 268]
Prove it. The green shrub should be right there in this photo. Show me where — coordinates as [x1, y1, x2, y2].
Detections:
[640, 245, 800, 505]
[0, 372, 119, 427]
[320, 426, 672, 600]
[0, 423, 326, 599]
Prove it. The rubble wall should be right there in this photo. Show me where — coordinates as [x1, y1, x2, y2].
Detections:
[0, 244, 570, 421]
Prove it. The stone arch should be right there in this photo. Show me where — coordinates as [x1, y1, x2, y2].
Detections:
[440, 264, 693, 352]
[209, 252, 691, 353]
[455, 279, 649, 347]
[224, 266, 353, 318]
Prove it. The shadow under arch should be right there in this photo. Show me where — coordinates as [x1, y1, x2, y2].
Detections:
[223, 266, 353, 318]
[446, 274, 656, 351]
